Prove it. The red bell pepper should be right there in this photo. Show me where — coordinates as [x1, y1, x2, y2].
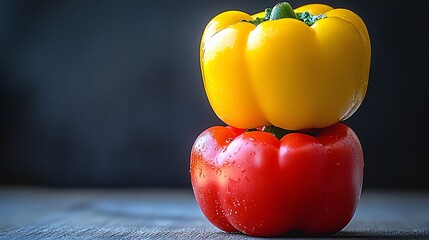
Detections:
[190, 123, 364, 236]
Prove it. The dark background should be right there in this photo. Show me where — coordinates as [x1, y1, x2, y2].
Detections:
[1, 0, 428, 189]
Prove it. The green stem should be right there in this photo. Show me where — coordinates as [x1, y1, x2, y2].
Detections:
[243, 2, 325, 26]
[269, 2, 297, 20]
[262, 125, 295, 139]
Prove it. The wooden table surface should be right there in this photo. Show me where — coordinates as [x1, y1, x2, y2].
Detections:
[1, 187, 428, 239]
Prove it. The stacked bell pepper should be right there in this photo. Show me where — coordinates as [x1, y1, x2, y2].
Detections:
[190, 2, 371, 237]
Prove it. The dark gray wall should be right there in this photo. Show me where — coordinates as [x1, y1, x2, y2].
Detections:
[1, 0, 428, 189]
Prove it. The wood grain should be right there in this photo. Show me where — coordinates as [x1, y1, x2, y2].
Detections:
[0, 188, 428, 239]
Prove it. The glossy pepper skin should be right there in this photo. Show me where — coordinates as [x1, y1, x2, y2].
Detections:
[190, 123, 364, 236]
[200, 4, 371, 130]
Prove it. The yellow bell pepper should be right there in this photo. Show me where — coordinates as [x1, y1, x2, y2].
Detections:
[200, 2, 371, 130]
